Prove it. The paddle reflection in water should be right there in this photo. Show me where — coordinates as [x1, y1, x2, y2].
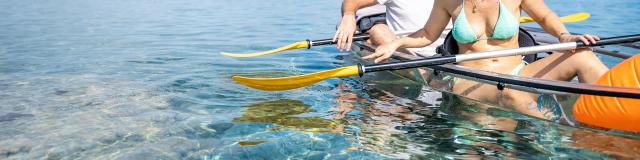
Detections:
[214, 99, 389, 159]
[233, 99, 339, 133]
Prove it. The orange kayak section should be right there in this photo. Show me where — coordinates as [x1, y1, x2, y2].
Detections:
[573, 55, 640, 132]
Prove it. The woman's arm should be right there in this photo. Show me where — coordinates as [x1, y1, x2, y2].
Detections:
[521, 0, 598, 44]
[364, 0, 451, 63]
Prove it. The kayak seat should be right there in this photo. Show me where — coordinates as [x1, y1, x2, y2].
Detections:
[437, 28, 540, 63]
[355, 13, 386, 33]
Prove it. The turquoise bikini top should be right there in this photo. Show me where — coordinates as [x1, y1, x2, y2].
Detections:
[452, 0, 519, 44]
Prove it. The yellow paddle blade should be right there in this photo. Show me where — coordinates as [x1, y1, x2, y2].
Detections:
[520, 12, 590, 23]
[232, 65, 360, 91]
[220, 41, 309, 57]
[559, 12, 590, 23]
[520, 16, 537, 23]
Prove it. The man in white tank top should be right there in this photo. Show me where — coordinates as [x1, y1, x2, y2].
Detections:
[333, 0, 450, 58]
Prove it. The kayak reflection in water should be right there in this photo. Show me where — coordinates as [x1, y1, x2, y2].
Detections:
[366, 0, 609, 120]
[435, 94, 538, 159]
[405, 92, 589, 159]
[332, 79, 551, 158]
[332, 80, 434, 157]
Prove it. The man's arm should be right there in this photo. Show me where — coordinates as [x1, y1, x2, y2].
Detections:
[334, 0, 379, 51]
[341, 0, 378, 16]
[364, 0, 451, 63]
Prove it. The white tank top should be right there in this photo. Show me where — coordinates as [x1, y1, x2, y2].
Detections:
[377, 0, 434, 33]
[356, 0, 451, 56]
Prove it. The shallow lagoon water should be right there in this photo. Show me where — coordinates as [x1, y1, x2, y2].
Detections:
[1, 0, 639, 159]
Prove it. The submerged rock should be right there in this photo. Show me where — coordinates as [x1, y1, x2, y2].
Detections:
[206, 122, 234, 133]
[237, 141, 269, 146]
[197, 122, 234, 138]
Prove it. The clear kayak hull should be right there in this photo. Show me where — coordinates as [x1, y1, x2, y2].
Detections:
[349, 27, 640, 138]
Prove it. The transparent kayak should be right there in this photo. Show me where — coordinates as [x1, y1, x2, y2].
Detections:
[349, 27, 640, 138]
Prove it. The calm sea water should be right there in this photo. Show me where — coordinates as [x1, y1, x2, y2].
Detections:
[1, 0, 639, 159]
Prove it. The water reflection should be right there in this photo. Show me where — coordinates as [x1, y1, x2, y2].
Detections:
[233, 99, 337, 132]
[425, 93, 544, 159]
[339, 70, 622, 159]
[332, 78, 436, 158]
[3, 0, 637, 158]
[572, 130, 640, 159]
[211, 98, 389, 159]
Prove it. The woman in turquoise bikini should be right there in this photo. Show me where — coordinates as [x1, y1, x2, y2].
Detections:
[364, 0, 609, 119]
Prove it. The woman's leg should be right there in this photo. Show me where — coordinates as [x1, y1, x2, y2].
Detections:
[449, 49, 608, 120]
[501, 49, 609, 120]
[519, 49, 609, 83]
[451, 80, 548, 119]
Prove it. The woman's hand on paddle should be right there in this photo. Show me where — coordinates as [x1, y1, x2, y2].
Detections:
[560, 33, 600, 45]
[560, 33, 599, 52]
[364, 42, 399, 63]
[333, 14, 357, 52]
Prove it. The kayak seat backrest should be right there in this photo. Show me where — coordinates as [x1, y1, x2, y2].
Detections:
[437, 28, 539, 63]
[355, 13, 386, 33]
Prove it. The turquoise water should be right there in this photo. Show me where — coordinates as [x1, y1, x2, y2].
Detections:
[1, 0, 639, 159]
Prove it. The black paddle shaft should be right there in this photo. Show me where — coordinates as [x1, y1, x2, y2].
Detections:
[361, 55, 456, 75]
[306, 33, 640, 49]
[307, 33, 370, 47]
[578, 34, 640, 47]
[360, 34, 640, 76]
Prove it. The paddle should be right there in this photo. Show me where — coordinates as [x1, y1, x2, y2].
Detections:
[232, 34, 640, 91]
[219, 31, 404, 58]
[520, 12, 590, 23]
[220, 12, 591, 58]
